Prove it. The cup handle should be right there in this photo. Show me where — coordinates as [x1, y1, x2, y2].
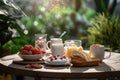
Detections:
[104, 48, 111, 59]
[46, 41, 51, 50]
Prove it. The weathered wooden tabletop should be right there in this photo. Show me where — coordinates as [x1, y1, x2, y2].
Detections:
[0, 52, 120, 79]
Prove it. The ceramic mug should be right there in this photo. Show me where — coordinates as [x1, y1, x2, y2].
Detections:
[90, 44, 111, 61]
[46, 38, 64, 56]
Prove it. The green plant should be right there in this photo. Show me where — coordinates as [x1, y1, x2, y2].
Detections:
[21, 1, 95, 41]
[0, 0, 27, 56]
[94, 0, 117, 15]
[87, 13, 120, 52]
[21, 3, 75, 40]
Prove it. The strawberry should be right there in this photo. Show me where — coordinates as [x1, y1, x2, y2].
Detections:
[30, 64, 35, 68]
[28, 51, 32, 55]
[32, 48, 40, 54]
[20, 47, 24, 51]
[30, 47, 35, 52]
[23, 45, 33, 51]
[22, 50, 28, 54]
[40, 50, 46, 54]
[19, 45, 46, 55]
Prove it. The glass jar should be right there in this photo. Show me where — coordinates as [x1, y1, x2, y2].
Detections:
[35, 34, 47, 51]
[64, 40, 83, 58]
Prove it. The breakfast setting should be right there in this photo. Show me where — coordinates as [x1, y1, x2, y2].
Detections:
[11, 33, 111, 69]
[1, 33, 120, 80]
[1, 0, 120, 79]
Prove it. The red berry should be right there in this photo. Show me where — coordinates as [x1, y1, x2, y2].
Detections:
[53, 56, 56, 58]
[20, 47, 24, 51]
[30, 47, 34, 52]
[54, 57, 57, 60]
[50, 58, 53, 61]
[22, 50, 28, 54]
[32, 49, 39, 54]
[60, 57, 63, 60]
[40, 50, 46, 54]
[49, 56, 53, 59]
[62, 56, 66, 59]
[53, 56, 57, 60]
[19, 45, 47, 55]
[30, 64, 35, 68]
[57, 55, 60, 57]
[28, 51, 32, 55]
[23, 45, 33, 51]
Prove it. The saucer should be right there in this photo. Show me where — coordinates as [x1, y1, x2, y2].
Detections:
[45, 56, 70, 66]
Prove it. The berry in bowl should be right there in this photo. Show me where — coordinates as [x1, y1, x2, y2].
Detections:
[18, 45, 46, 61]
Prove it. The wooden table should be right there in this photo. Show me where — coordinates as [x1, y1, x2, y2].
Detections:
[0, 52, 120, 79]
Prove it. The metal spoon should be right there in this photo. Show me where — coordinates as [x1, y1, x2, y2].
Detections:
[59, 31, 67, 38]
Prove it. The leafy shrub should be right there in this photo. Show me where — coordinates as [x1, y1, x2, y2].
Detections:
[87, 13, 120, 52]
[0, 0, 27, 55]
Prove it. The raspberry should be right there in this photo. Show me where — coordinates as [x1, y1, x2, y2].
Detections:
[54, 57, 57, 60]
[53, 56, 57, 60]
[57, 55, 60, 57]
[53, 56, 56, 58]
[50, 58, 53, 61]
[60, 57, 63, 60]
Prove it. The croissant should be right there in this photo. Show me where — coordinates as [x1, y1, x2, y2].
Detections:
[71, 51, 99, 67]
[71, 51, 92, 61]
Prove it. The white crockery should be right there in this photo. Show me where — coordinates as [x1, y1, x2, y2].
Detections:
[90, 44, 111, 61]
[45, 57, 70, 65]
[47, 38, 64, 56]
[18, 54, 43, 61]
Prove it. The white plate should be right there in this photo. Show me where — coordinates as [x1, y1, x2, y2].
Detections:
[45, 57, 70, 66]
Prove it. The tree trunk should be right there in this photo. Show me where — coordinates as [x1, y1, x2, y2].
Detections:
[71, 0, 81, 36]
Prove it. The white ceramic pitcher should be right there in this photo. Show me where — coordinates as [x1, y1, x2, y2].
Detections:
[47, 38, 64, 56]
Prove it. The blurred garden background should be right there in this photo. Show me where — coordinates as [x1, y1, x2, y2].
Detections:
[0, 0, 120, 57]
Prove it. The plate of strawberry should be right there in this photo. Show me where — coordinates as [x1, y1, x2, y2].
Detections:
[18, 45, 46, 61]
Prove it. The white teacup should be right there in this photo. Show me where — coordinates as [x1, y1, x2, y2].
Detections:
[47, 38, 64, 56]
[90, 44, 111, 61]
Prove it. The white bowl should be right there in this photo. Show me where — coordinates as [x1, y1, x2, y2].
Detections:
[18, 54, 43, 61]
